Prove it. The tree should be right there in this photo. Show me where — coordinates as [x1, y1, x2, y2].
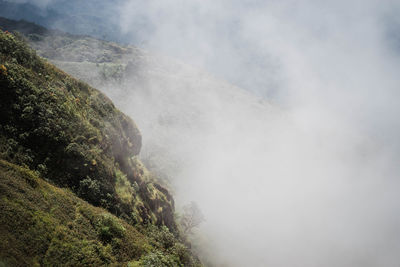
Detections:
[180, 201, 205, 235]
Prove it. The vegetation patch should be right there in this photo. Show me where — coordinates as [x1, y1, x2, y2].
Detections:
[0, 160, 201, 266]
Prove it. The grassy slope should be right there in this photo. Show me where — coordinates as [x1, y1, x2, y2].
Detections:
[0, 30, 200, 266]
[0, 159, 149, 266]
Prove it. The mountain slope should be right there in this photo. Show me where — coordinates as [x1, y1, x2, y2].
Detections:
[0, 29, 201, 266]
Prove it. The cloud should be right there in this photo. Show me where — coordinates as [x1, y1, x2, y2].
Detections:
[109, 0, 400, 266]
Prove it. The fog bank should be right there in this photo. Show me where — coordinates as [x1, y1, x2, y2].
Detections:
[46, 0, 400, 266]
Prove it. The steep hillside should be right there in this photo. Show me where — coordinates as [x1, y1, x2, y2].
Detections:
[0, 29, 201, 266]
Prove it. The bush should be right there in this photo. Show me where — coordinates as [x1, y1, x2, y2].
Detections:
[96, 214, 126, 244]
[145, 225, 176, 249]
[169, 243, 196, 267]
[139, 251, 179, 267]
[78, 177, 101, 204]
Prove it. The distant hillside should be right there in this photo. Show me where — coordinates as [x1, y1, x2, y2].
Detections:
[0, 16, 141, 90]
[0, 16, 53, 36]
[0, 29, 201, 266]
[0, 17, 137, 62]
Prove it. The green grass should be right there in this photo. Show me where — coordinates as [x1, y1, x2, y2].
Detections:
[115, 169, 135, 203]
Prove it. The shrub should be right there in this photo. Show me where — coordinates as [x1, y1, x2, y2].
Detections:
[145, 225, 176, 249]
[78, 177, 101, 204]
[96, 214, 126, 244]
[139, 251, 179, 267]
